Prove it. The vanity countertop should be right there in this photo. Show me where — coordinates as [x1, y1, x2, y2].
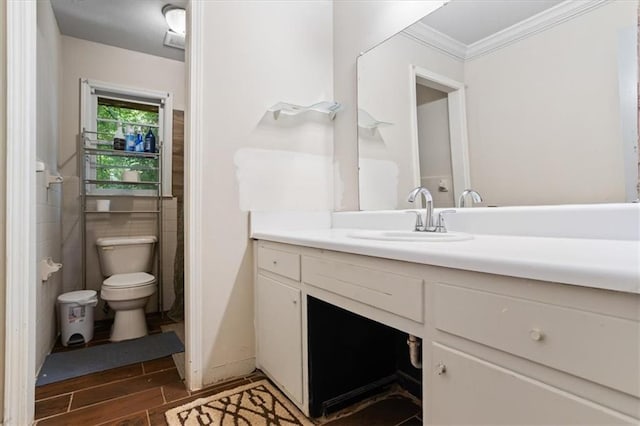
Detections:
[251, 227, 640, 295]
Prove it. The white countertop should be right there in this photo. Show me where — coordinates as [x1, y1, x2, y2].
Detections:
[251, 210, 640, 295]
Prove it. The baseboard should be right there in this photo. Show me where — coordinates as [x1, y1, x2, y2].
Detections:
[201, 357, 256, 389]
[396, 370, 422, 399]
[317, 374, 397, 417]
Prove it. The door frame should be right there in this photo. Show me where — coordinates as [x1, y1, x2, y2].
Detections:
[185, 0, 204, 391]
[408, 65, 471, 199]
[4, 0, 205, 422]
[4, 0, 37, 423]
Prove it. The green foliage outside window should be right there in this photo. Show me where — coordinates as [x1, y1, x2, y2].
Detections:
[94, 103, 160, 191]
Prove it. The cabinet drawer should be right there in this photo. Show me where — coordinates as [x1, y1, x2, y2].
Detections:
[258, 246, 300, 281]
[302, 256, 424, 323]
[430, 343, 634, 424]
[434, 283, 640, 398]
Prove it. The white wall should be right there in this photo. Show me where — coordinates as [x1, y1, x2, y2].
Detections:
[59, 36, 185, 300]
[464, 0, 635, 206]
[357, 33, 462, 209]
[36, 0, 63, 372]
[194, 0, 334, 386]
[333, 1, 447, 211]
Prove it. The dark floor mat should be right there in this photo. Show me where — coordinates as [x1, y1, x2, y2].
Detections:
[36, 331, 184, 386]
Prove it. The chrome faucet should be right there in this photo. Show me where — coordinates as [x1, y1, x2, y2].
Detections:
[407, 186, 435, 231]
[435, 209, 456, 233]
[458, 189, 482, 208]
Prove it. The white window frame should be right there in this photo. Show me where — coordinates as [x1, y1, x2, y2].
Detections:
[80, 79, 173, 197]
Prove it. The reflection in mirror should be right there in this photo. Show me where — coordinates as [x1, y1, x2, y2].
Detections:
[357, 0, 638, 210]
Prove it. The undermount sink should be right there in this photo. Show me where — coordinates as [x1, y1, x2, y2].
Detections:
[347, 230, 474, 242]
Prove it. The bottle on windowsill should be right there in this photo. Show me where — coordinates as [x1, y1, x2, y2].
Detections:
[113, 123, 125, 150]
[144, 128, 156, 153]
[125, 125, 136, 151]
[135, 127, 145, 152]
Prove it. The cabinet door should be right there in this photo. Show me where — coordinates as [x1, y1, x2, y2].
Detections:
[256, 275, 303, 404]
[430, 343, 634, 425]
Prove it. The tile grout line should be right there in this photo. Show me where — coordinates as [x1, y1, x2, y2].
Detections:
[35, 392, 74, 403]
[36, 369, 145, 399]
[36, 363, 178, 403]
[149, 378, 253, 410]
[37, 368, 257, 423]
[31, 393, 75, 423]
[146, 409, 152, 426]
[148, 366, 177, 374]
[38, 373, 235, 424]
[94, 409, 152, 426]
[67, 393, 74, 413]
[68, 368, 181, 412]
[393, 415, 417, 426]
[48, 385, 163, 416]
[39, 373, 185, 423]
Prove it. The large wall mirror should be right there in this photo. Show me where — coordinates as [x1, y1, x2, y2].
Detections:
[357, 0, 638, 210]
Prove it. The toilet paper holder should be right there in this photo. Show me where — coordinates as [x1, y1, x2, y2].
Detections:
[45, 170, 64, 189]
[35, 161, 64, 189]
[41, 257, 62, 282]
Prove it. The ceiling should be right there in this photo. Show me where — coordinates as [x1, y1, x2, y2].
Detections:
[50, 0, 564, 63]
[421, 0, 564, 46]
[51, 0, 187, 62]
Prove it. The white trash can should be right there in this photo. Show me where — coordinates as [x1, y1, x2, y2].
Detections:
[58, 290, 98, 346]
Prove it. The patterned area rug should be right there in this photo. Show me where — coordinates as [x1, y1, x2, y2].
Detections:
[165, 379, 314, 426]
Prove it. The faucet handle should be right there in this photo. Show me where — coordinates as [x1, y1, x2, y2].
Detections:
[458, 189, 483, 208]
[436, 209, 456, 233]
[405, 210, 424, 231]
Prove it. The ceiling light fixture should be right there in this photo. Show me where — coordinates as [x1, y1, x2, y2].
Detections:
[163, 5, 186, 36]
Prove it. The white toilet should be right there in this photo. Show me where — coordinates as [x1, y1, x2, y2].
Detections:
[96, 236, 157, 342]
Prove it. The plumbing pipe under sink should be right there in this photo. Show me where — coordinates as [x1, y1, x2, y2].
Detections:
[407, 334, 422, 369]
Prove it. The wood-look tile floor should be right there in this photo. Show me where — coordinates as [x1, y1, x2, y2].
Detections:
[35, 356, 270, 425]
[36, 314, 421, 425]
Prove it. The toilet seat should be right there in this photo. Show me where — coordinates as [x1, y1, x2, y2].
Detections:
[103, 272, 155, 289]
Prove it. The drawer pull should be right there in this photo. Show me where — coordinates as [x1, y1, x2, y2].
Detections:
[529, 328, 544, 342]
[435, 363, 447, 375]
[272, 260, 277, 265]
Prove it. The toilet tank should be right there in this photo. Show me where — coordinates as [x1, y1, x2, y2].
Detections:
[96, 236, 157, 277]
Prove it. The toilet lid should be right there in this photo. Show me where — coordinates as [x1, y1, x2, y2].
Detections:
[58, 290, 98, 304]
[96, 235, 157, 247]
[103, 272, 155, 289]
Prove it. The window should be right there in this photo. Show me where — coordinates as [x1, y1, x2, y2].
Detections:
[81, 80, 173, 196]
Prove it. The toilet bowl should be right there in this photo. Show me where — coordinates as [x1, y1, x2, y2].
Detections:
[96, 236, 157, 342]
[101, 272, 156, 341]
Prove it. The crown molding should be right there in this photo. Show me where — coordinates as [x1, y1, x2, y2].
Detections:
[466, 0, 608, 59]
[401, 0, 609, 61]
[402, 23, 467, 61]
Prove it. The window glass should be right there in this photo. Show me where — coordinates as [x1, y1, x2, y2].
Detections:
[94, 98, 160, 192]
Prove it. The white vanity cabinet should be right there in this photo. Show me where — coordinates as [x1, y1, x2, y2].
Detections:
[253, 239, 640, 424]
[425, 272, 640, 424]
[255, 243, 304, 409]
